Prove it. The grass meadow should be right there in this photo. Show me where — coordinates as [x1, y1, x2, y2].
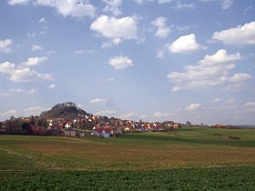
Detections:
[0, 127, 255, 190]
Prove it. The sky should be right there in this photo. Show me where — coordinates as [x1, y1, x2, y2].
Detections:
[0, 0, 255, 125]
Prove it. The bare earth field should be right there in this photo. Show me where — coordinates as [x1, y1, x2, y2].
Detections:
[0, 127, 255, 190]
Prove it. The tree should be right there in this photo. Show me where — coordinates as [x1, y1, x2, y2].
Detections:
[22, 122, 32, 134]
[186, 121, 192, 127]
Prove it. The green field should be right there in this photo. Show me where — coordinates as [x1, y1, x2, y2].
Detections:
[1, 127, 255, 190]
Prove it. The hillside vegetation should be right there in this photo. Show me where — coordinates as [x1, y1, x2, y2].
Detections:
[40, 102, 91, 120]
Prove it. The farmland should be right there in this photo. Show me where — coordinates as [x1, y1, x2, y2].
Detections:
[1, 127, 255, 190]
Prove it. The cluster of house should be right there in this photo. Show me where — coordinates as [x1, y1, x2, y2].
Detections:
[0, 114, 181, 138]
[63, 116, 182, 138]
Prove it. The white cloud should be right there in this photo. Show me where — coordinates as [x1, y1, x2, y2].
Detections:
[26, 32, 36, 38]
[0, 61, 52, 82]
[226, 98, 236, 104]
[212, 21, 255, 45]
[0, 109, 17, 120]
[244, 102, 255, 113]
[245, 102, 255, 107]
[0, 88, 24, 97]
[175, 2, 195, 10]
[8, 0, 29, 5]
[10, 0, 95, 19]
[103, 0, 122, 16]
[213, 98, 221, 103]
[119, 112, 137, 120]
[95, 110, 116, 116]
[151, 17, 171, 38]
[221, 0, 233, 10]
[167, 49, 242, 89]
[171, 86, 181, 92]
[109, 56, 134, 70]
[48, 84, 56, 89]
[0, 39, 13, 53]
[225, 83, 249, 92]
[21, 56, 47, 67]
[133, 0, 154, 4]
[133, 0, 143, 4]
[186, 103, 201, 110]
[153, 112, 171, 118]
[90, 15, 138, 46]
[39, 17, 47, 24]
[32, 45, 43, 51]
[199, 49, 241, 64]
[158, 0, 173, 3]
[99, 77, 115, 82]
[156, 49, 164, 58]
[90, 98, 108, 104]
[74, 49, 95, 54]
[23, 106, 45, 116]
[28, 88, 38, 95]
[229, 73, 252, 82]
[38, 0, 96, 19]
[168, 34, 205, 53]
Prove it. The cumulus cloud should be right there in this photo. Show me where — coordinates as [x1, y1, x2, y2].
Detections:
[0, 61, 52, 82]
[0, 109, 17, 120]
[156, 49, 164, 58]
[168, 34, 205, 53]
[171, 86, 181, 92]
[221, 0, 233, 10]
[0, 39, 13, 53]
[8, 0, 29, 5]
[90, 98, 108, 104]
[212, 21, 255, 45]
[226, 98, 236, 104]
[21, 56, 47, 67]
[9, 0, 95, 19]
[158, 0, 173, 3]
[186, 103, 201, 110]
[28, 88, 38, 95]
[95, 110, 116, 116]
[175, 2, 195, 10]
[90, 15, 138, 46]
[225, 83, 249, 92]
[99, 77, 115, 82]
[109, 56, 134, 70]
[167, 49, 246, 90]
[119, 112, 137, 120]
[32, 45, 43, 51]
[0, 88, 24, 97]
[212, 98, 221, 103]
[39, 17, 47, 24]
[245, 102, 255, 107]
[229, 73, 252, 82]
[103, 0, 122, 16]
[151, 17, 171, 38]
[244, 102, 255, 113]
[48, 84, 56, 89]
[153, 112, 171, 118]
[23, 106, 45, 116]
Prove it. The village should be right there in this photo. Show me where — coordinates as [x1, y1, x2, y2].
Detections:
[0, 114, 182, 138]
[0, 102, 181, 137]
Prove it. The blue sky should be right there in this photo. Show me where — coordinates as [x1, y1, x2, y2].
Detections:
[0, 0, 255, 125]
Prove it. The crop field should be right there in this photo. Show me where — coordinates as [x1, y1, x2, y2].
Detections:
[0, 127, 255, 190]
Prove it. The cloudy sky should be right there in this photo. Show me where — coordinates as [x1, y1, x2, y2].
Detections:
[1, 0, 255, 125]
